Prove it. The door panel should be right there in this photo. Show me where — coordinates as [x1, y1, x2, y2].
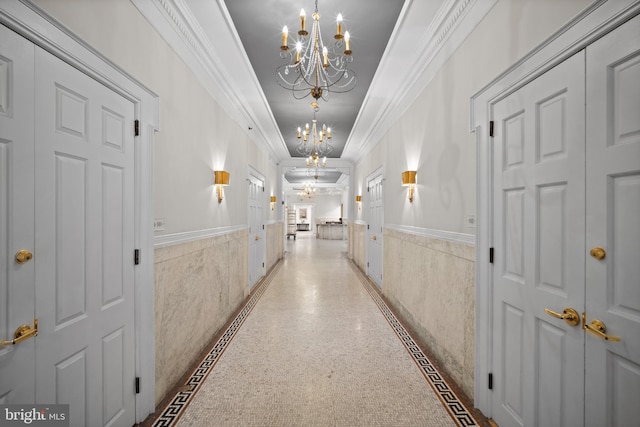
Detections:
[34, 47, 135, 427]
[585, 15, 640, 427]
[367, 174, 383, 287]
[492, 51, 585, 427]
[248, 174, 264, 290]
[0, 23, 36, 404]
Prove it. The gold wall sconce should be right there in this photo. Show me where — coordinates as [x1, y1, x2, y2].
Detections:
[270, 196, 277, 210]
[401, 171, 417, 203]
[214, 170, 230, 203]
[355, 195, 362, 210]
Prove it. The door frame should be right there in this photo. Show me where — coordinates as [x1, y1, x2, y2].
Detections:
[470, 0, 640, 416]
[0, 2, 159, 422]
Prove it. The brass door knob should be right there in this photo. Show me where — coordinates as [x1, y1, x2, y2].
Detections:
[15, 249, 33, 264]
[544, 307, 580, 326]
[590, 246, 606, 260]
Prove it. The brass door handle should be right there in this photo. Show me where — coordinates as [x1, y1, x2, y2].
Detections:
[15, 249, 33, 264]
[255, 236, 261, 241]
[371, 236, 377, 241]
[544, 307, 580, 326]
[0, 319, 38, 347]
[590, 246, 606, 260]
[584, 318, 621, 342]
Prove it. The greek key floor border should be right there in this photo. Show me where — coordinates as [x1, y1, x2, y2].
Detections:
[151, 261, 282, 427]
[349, 262, 479, 427]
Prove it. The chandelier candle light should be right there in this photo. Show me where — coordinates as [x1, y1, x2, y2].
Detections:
[278, 0, 356, 105]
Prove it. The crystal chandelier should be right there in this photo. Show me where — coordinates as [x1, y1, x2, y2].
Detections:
[297, 181, 316, 199]
[295, 109, 331, 179]
[277, 0, 356, 104]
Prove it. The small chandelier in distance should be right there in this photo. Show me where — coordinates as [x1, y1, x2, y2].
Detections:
[277, 0, 356, 105]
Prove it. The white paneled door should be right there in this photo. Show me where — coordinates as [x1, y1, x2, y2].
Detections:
[491, 15, 640, 427]
[367, 173, 383, 287]
[248, 173, 265, 290]
[1, 25, 136, 427]
[584, 16, 640, 427]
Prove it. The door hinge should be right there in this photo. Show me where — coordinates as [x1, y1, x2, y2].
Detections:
[134, 120, 140, 136]
[488, 373, 493, 390]
[262, 224, 264, 229]
[134, 249, 140, 265]
[489, 247, 494, 264]
[262, 262, 265, 267]
[367, 261, 369, 267]
[489, 121, 494, 137]
[367, 224, 370, 229]
[135, 377, 140, 394]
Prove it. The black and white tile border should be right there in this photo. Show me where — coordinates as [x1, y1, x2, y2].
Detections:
[350, 263, 479, 427]
[151, 262, 281, 427]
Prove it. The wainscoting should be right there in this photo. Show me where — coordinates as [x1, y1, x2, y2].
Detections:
[153, 228, 249, 404]
[383, 227, 476, 398]
[266, 221, 284, 271]
[347, 221, 367, 272]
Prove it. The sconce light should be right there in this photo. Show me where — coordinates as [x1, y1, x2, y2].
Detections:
[401, 171, 417, 203]
[214, 170, 230, 203]
[270, 196, 277, 211]
[355, 195, 362, 210]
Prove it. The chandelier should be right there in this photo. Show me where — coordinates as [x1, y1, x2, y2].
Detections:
[277, 0, 356, 104]
[296, 109, 331, 179]
[297, 181, 316, 199]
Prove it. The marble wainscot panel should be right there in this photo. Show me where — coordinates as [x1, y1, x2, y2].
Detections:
[154, 228, 249, 404]
[347, 221, 367, 272]
[266, 221, 284, 271]
[383, 226, 475, 399]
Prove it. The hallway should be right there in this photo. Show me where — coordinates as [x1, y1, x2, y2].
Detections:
[148, 233, 481, 426]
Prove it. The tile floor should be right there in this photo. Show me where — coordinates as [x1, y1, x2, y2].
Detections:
[149, 232, 482, 426]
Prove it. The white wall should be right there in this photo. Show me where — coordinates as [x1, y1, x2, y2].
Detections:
[314, 194, 343, 221]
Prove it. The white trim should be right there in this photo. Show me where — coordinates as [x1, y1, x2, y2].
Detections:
[0, 1, 159, 422]
[154, 224, 248, 249]
[470, 0, 640, 417]
[385, 224, 475, 246]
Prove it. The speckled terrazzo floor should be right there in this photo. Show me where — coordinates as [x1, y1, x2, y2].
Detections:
[151, 232, 479, 427]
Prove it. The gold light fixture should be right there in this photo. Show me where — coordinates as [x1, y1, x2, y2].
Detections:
[277, 0, 356, 105]
[214, 170, 230, 203]
[401, 171, 417, 203]
[270, 195, 277, 210]
[356, 195, 362, 210]
[297, 109, 332, 179]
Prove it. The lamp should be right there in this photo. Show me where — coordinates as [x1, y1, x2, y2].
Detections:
[277, 0, 356, 106]
[270, 196, 277, 210]
[214, 170, 230, 203]
[356, 195, 362, 210]
[401, 171, 417, 203]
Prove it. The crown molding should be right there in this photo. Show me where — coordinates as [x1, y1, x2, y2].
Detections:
[131, 0, 289, 160]
[343, 0, 497, 161]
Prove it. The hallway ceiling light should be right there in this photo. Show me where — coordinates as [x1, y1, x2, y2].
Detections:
[277, 0, 356, 106]
[297, 109, 333, 174]
[297, 181, 316, 199]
